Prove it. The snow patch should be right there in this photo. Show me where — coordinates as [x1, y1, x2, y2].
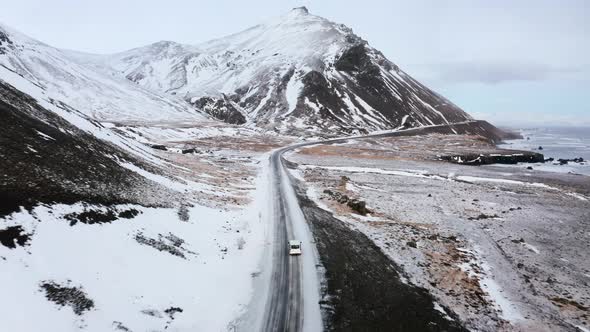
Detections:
[35, 130, 55, 141]
[284, 74, 303, 116]
[523, 243, 540, 254]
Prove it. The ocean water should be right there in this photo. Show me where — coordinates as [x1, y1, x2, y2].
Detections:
[499, 127, 590, 176]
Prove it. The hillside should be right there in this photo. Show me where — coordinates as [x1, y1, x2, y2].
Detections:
[67, 7, 473, 136]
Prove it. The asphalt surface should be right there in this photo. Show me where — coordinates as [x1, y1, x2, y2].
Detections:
[261, 122, 484, 331]
[261, 147, 304, 332]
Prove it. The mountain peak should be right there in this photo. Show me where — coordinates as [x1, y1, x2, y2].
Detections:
[154, 40, 175, 46]
[290, 6, 309, 15]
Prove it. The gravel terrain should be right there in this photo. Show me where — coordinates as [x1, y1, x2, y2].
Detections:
[286, 134, 590, 332]
[293, 181, 467, 331]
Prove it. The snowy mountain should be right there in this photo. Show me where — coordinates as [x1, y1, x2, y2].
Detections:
[1, 8, 474, 136]
[71, 7, 472, 135]
[0, 23, 204, 124]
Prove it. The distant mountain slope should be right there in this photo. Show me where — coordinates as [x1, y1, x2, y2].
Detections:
[80, 7, 472, 135]
[0, 80, 176, 218]
[0, 24, 205, 124]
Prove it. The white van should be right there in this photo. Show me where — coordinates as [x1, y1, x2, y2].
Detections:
[289, 240, 302, 255]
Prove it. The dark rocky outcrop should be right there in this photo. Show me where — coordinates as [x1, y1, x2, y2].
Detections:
[468, 213, 500, 220]
[347, 199, 369, 215]
[64, 208, 140, 226]
[134, 232, 194, 259]
[0, 29, 14, 54]
[441, 152, 544, 165]
[334, 44, 374, 73]
[557, 158, 585, 165]
[323, 189, 370, 215]
[40, 281, 95, 315]
[192, 95, 246, 124]
[151, 144, 168, 151]
[0, 226, 31, 248]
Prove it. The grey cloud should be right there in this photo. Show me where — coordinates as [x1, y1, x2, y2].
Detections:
[432, 62, 582, 84]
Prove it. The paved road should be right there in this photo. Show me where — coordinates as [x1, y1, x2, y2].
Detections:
[260, 121, 482, 331]
[261, 146, 304, 332]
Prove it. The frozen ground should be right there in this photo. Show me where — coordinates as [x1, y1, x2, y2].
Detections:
[285, 134, 590, 332]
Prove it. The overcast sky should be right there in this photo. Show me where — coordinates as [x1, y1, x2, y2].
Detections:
[1, 0, 588, 126]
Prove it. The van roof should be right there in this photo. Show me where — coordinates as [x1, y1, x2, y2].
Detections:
[289, 240, 301, 245]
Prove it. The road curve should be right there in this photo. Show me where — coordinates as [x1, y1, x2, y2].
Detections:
[260, 121, 483, 331]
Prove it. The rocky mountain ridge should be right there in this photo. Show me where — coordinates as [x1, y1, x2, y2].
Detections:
[64, 7, 474, 136]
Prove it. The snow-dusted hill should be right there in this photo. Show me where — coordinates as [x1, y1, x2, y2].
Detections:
[0, 23, 205, 124]
[72, 7, 473, 135]
[1, 7, 474, 136]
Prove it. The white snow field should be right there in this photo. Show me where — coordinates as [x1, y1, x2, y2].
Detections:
[0, 23, 204, 124]
[0, 146, 274, 331]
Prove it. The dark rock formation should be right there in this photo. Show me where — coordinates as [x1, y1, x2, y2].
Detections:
[323, 189, 370, 215]
[64, 208, 140, 226]
[0, 226, 31, 248]
[151, 144, 168, 151]
[134, 232, 194, 259]
[0, 30, 13, 54]
[192, 95, 246, 124]
[334, 44, 374, 72]
[441, 152, 544, 165]
[164, 306, 184, 320]
[40, 281, 94, 315]
[347, 199, 369, 215]
[557, 157, 585, 165]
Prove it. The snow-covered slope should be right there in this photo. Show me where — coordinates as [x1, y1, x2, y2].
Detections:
[84, 7, 472, 135]
[0, 23, 205, 124]
[0, 42, 269, 332]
